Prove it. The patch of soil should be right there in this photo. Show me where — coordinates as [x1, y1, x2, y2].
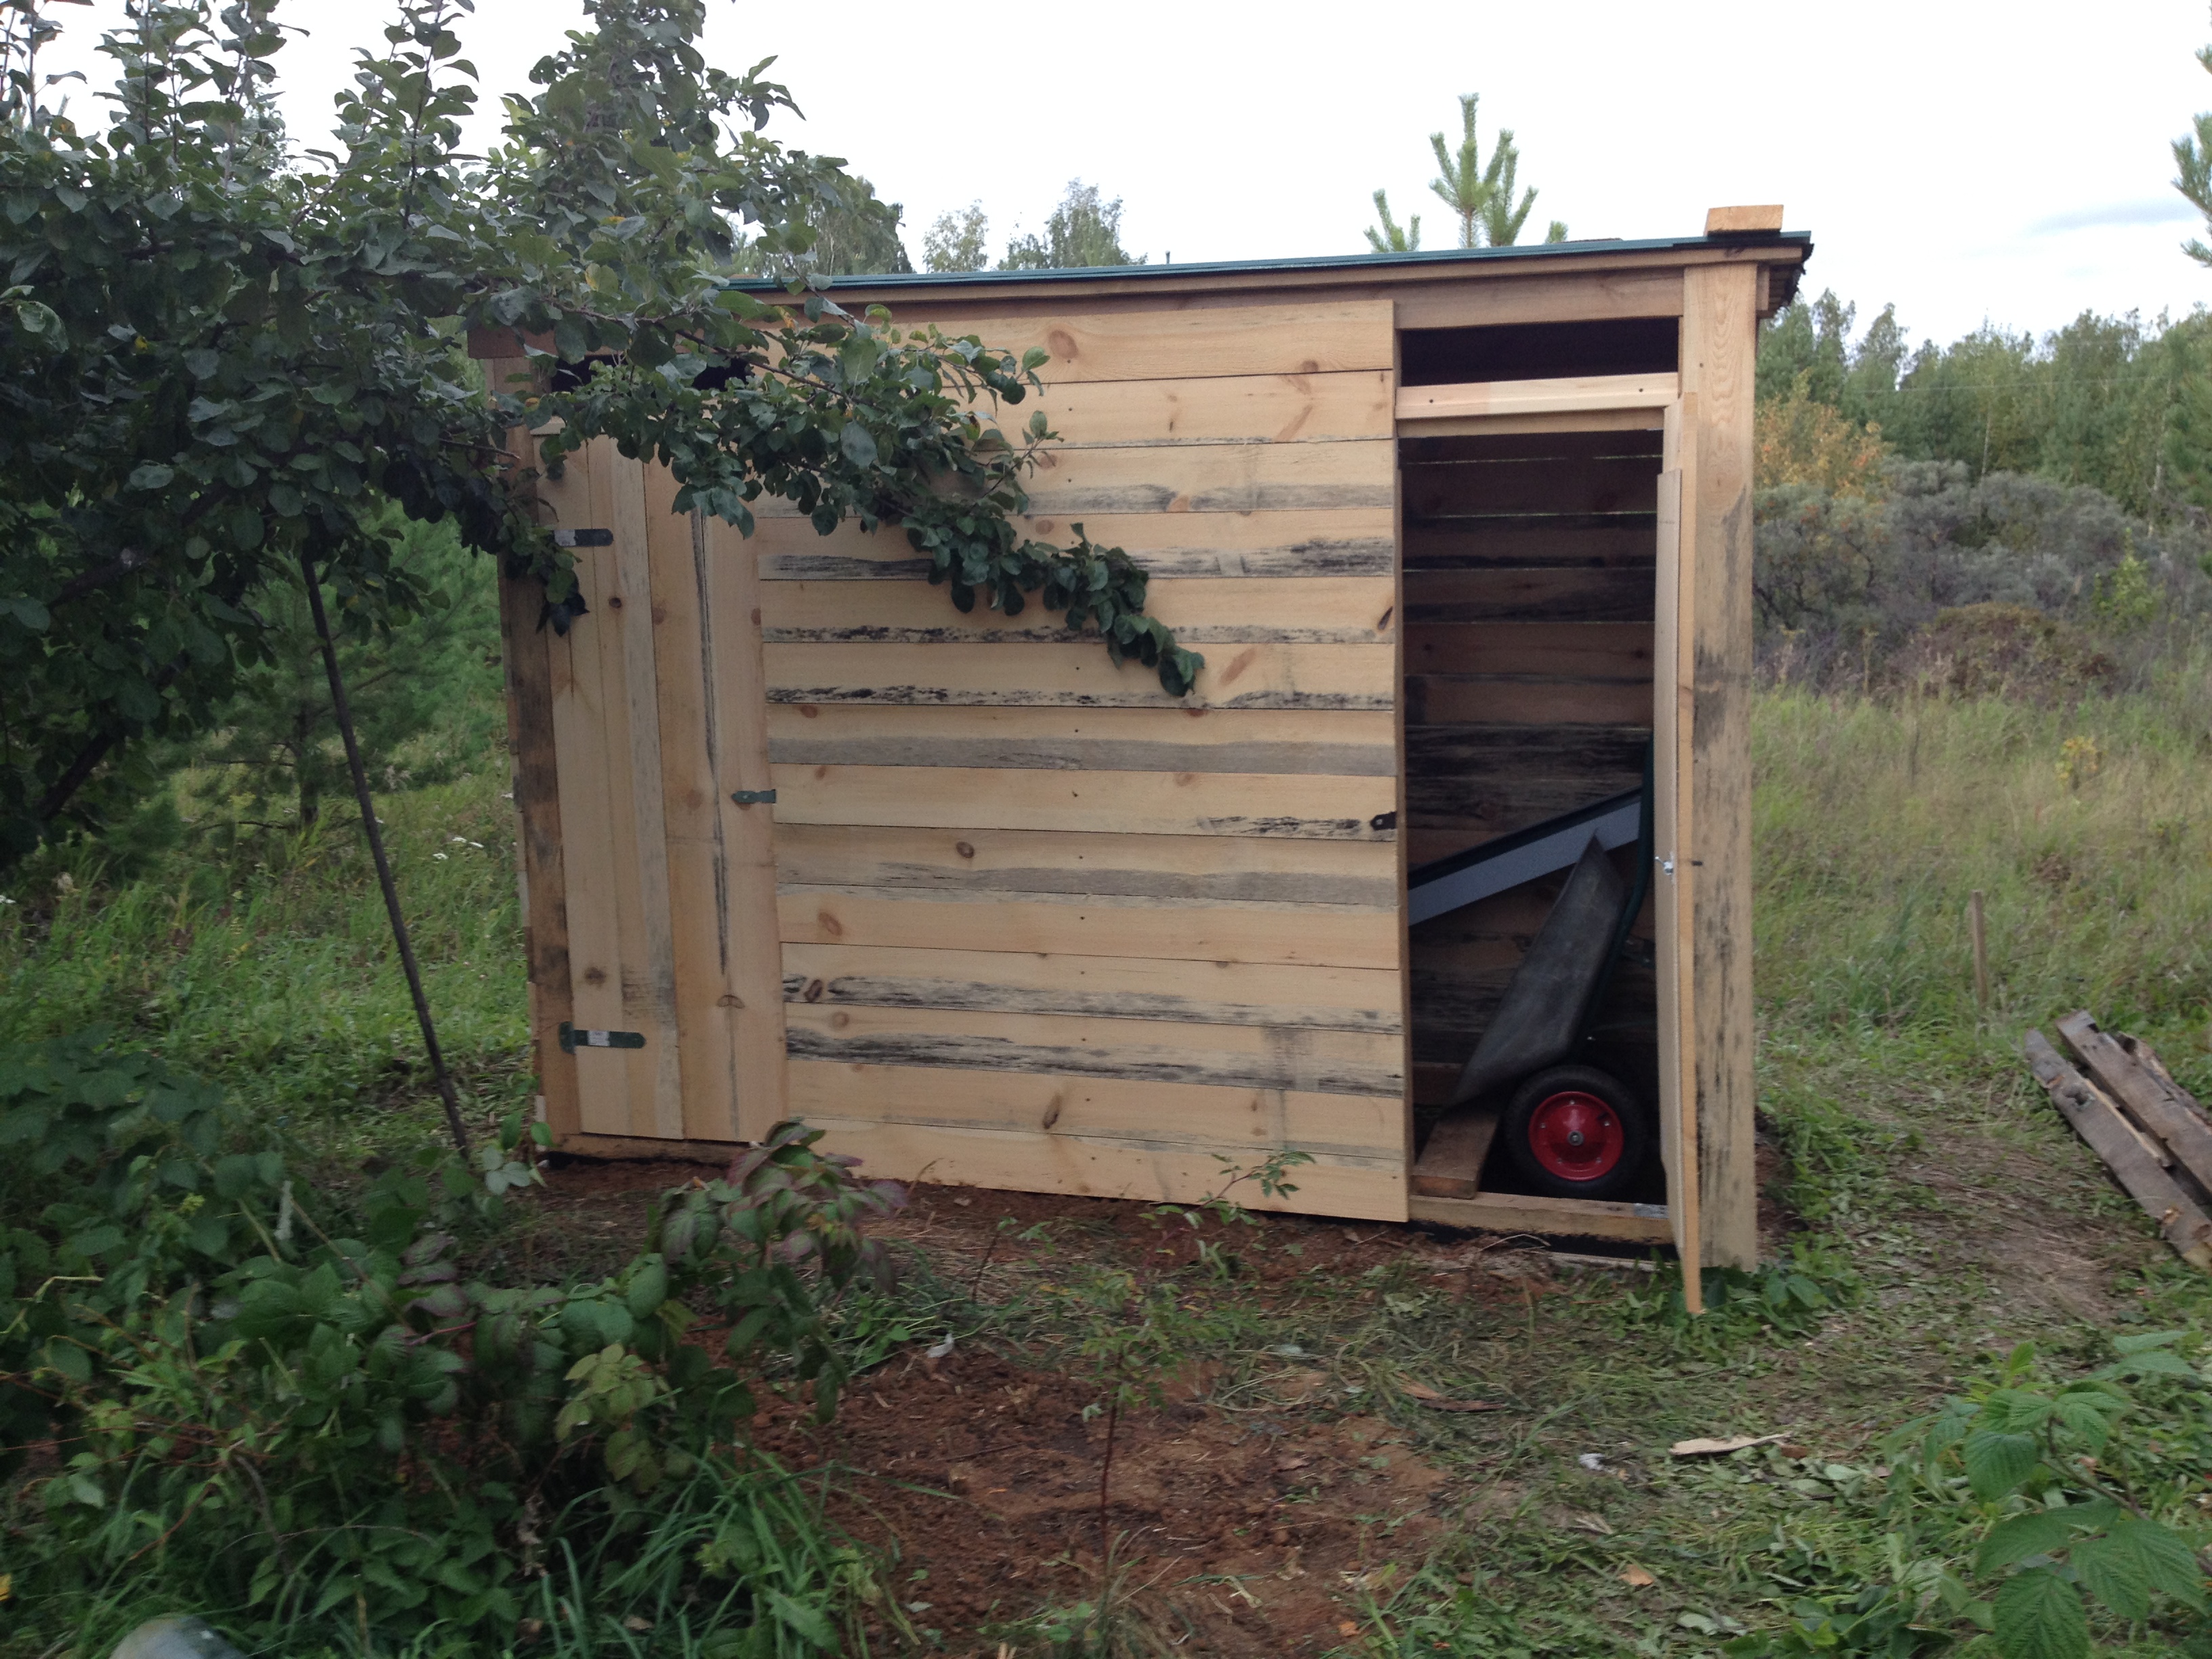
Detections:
[752, 1346, 1445, 1656]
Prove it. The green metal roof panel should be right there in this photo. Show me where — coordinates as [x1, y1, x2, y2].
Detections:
[721, 231, 1814, 293]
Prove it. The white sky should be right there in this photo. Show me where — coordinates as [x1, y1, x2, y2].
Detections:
[38, 0, 2212, 351]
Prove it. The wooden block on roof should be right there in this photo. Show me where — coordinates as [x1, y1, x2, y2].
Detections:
[1704, 205, 1784, 234]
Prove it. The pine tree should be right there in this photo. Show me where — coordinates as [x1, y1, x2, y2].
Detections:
[1364, 189, 1420, 253]
[1364, 91, 1566, 253]
[2175, 35, 2212, 265]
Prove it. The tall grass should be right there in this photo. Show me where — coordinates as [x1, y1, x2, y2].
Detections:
[1754, 647, 2212, 1094]
[0, 756, 529, 1159]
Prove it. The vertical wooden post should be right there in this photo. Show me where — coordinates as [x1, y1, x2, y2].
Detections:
[1653, 418, 1702, 1312]
[1969, 890, 1989, 1013]
[1679, 259, 1760, 1273]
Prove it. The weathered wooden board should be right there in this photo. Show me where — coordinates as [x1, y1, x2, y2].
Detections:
[775, 822, 1401, 907]
[1405, 1189, 1671, 1243]
[781, 943, 1404, 1031]
[787, 1059, 1401, 1166]
[771, 763, 1396, 838]
[2026, 1029, 2212, 1268]
[751, 508, 1396, 581]
[762, 641, 1396, 710]
[1403, 567, 1655, 625]
[783, 1002, 1404, 1099]
[2057, 1012, 2212, 1197]
[801, 1111, 1408, 1220]
[872, 300, 1395, 384]
[777, 886, 1401, 968]
[766, 704, 1398, 777]
[1401, 455, 1664, 518]
[1402, 623, 1654, 679]
[759, 576, 1397, 644]
[1404, 676, 1652, 727]
[980, 369, 1393, 445]
[1406, 724, 1649, 832]
[752, 440, 1395, 521]
[1403, 523, 1657, 570]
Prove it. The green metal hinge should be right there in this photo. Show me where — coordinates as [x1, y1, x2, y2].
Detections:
[559, 1022, 644, 1052]
[731, 789, 777, 805]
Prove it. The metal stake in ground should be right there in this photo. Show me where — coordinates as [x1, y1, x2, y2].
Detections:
[299, 545, 474, 1159]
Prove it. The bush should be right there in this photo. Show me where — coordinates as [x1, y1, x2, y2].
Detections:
[1893, 604, 2116, 701]
[0, 1031, 902, 1652]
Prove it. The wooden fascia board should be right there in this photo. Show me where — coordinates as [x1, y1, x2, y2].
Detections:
[1395, 373, 1680, 425]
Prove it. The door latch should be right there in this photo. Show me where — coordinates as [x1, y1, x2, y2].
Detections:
[731, 789, 777, 806]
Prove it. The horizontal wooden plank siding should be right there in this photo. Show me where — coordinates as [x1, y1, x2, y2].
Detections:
[760, 576, 1395, 644]
[751, 295, 1410, 1215]
[766, 705, 1398, 776]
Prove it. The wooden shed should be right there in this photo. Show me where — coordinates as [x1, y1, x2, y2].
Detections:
[481, 208, 1811, 1282]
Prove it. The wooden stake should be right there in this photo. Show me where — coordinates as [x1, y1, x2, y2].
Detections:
[1968, 890, 1989, 1012]
[301, 545, 474, 1160]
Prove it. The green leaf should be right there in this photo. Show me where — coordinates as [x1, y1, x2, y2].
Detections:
[1961, 1430, 2040, 1501]
[1991, 1568, 2088, 1659]
[127, 463, 174, 490]
[2108, 1514, 2207, 1612]
[840, 421, 878, 468]
[1978, 1506, 2106, 1574]
[2071, 1532, 2153, 1622]
[2110, 1329, 2186, 1355]
[1982, 1389, 2055, 1433]
[766, 1588, 838, 1648]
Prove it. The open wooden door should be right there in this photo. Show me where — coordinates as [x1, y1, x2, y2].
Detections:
[520, 436, 786, 1147]
[1653, 400, 1703, 1310]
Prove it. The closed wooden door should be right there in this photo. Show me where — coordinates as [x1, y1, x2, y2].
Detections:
[533, 438, 785, 1144]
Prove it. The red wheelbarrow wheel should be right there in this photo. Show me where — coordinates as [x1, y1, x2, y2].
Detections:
[1500, 1065, 1650, 1201]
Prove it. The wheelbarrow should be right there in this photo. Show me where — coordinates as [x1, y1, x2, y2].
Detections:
[1408, 743, 1655, 1200]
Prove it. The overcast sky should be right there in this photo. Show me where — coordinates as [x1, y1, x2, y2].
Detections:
[39, 0, 2212, 352]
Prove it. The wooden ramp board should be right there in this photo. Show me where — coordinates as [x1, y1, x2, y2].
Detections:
[1407, 1190, 1672, 1244]
[1410, 1109, 1501, 1200]
[2025, 1029, 2212, 1269]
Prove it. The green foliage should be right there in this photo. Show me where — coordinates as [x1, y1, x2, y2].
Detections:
[1364, 188, 1420, 254]
[1000, 179, 1143, 270]
[0, 0, 1197, 874]
[2173, 32, 2212, 268]
[1362, 90, 1566, 253]
[0, 1028, 903, 1650]
[1620, 1237, 1860, 1352]
[923, 200, 991, 273]
[737, 171, 914, 279]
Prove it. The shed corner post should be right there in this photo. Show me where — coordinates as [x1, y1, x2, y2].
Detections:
[482, 348, 584, 1147]
[1679, 260, 1759, 1273]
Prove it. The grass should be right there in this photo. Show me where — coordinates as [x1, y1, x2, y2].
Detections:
[5, 665, 2212, 1654]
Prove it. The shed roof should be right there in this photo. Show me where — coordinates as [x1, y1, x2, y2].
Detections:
[726, 230, 1814, 296]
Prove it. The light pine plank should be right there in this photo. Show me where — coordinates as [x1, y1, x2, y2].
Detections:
[804, 1113, 1407, 1220]
[763, 641, 1396, 710]
[1405, 1190, 1671, 1243]
[771, 763, 1395, 839]
[1684, 265, 1759, 1273]
[766, 703, 1397, 776]
[607, 450, 686, 1140]
[773, 823, 1401, 907]
[783, 1002, 1404, 1102]
[780, 943, 1403, 1031]
[778, 886, 1401, 969]
[758, 575, 1397, 645]
[642, 464, 739, 1143]
[975, 368, 1393, 446]
[752, 507, 1395, 581]
[541, 448, 632, 1138]
[701, 512, 792, 1139]
[748, 438, 1394, 521]
[882, 300, 1395, 384]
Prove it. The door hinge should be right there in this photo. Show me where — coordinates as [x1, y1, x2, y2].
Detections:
[731, 788, 777, 805]
[551, 529, 613, 548]
[559, 1022, 644, 1052]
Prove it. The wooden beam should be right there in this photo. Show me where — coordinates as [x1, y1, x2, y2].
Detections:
[2057, 1011, 2212, 1196]
[1705, 205, 1784, 234]
[1406, 1189, 1672, 1244]
[2025, 1030, 2212, 1269]
[1395, 373, 1679, 425]
[1679, 265, 1760, 1273]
